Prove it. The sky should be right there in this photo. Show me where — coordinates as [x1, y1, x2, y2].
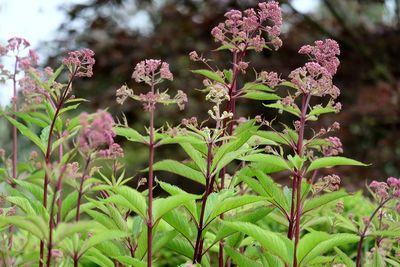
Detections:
[0, 0, 318, 106]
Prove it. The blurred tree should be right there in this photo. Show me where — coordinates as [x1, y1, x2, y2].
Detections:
[43, 0, 400, 187]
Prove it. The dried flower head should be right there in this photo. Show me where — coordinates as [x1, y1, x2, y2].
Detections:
[322, 136, 343, 156]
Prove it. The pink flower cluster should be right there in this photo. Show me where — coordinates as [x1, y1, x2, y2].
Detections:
[259, 71, 281, 87]
[289, 62, 340, 99]
[132, 59, 173, 85]
[62, 48, 95, 77]
[211, 1, 282, 52]
[369, 177, 400, 203]
[322, 136, 343, 156]
[78, 110, 123, 159]
[299, 39, 340, 75]
[0, 37, 39, 71]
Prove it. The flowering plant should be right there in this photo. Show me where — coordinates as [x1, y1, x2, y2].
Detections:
[0, 2, 399, 267]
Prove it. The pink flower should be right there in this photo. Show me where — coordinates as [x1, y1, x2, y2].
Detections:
[62, 48, 95, 77]
[322, 136, 343, 156]
[211, 1, 282, 52]
[387, 177, 400, 187]
[132, 59, 173, 85]
[78, 110, 123, 159]
[259, 71, 280, 87]
[189, 51, 199, 61]
[160, 62, 173, 81]
[299, 39, 340, 75]
[7, 37, 30, 52]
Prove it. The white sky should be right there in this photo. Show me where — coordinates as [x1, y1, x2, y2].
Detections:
[0, 0, 317, 106]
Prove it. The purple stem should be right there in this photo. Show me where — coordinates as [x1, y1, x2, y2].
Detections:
[39, 69, 77, 267]
[293, 93, 310, 267]
[147, 75, 156, 267]
[75, 155, 92, 222]
[355, 198, 391, 267]
[46, 164, 69, 267]
[193, 141, 213, 264]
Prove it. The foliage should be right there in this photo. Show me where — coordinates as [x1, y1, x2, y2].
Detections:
[0, 2, 399, 267]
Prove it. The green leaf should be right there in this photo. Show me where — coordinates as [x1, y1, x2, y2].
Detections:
[224, 221, 292, 264]
[300, 233, 359, 265]
[225, 246, 262, 267]
[303, 190, 348, 213]
[0, 216, 47, 240]
[112, 186, 147, 218]
[252, 169, 289, 211]
[60, 191, 78, 221]
[334, 247, 355, 267]
[153, 194, 199, 222]
[239, 154, 290, 171]
[180, 143, 206, 173]
[307, 156, 368, 173]
[308, 106, 337, 117]
[243, 82, 274, 92]
[206, 195, 267, 224]
[165, 237, 194, 259]
[191, 69, 225, 84]
[54, 221, 94, 243]
[83, 248, 115, 267]
[242, 91, 281, 101]
[162, 209, 194, 241]
[7, 196, 36, 215]
[113, 256, 146, 267]
[115, 127, 146, 143]
[151, 160, 205, 185]
[79, 230, 128, 256]
[264, 103, 301, 117]
[5, 116, 46, 154]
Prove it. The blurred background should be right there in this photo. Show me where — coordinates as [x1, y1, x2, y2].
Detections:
[0, 0, 399, 190]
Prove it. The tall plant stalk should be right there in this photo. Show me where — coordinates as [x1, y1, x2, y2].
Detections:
[39, 70, 77, 267]
[292, 94, 310, 267]
[193, 141, 213, 264]
[147, 75, 156, 267]
[355, 198, 391, 267]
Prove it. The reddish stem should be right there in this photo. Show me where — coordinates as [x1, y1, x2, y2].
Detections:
[46, 164, 69, 267]
[147, 76, 156, 267]
[39, 70, 77, 267]
[355, 198, 391, 267]
[193, 141, 213, 264]
[75, 155, 92, 222]
[292, 94, 310, 267]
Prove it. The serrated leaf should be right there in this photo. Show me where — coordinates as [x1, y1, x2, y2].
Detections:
[112, 186, 147, 218]
[115, 127, 146, 143]
[303, 190, 348, 213]
[242, 91, 281, 101]
[307, 156, 368, 173]
[5, 116, 46, 154]
[239, 154, 290, 171]
[224, 221, 292, 264]
[191, 69, 225, 84]
[300, 233, 359, 265]
[151, 160, 205, 185]
[334, 247, 355, 267]
[264, 103, 301, 117]
[153, 194, 199, 222]
[54, 221, 94, 243]
[225, 246, 262, 267]
[113, 256, 146, 267]
[243, 82, 274, 92]
[206, 195, 267, 224]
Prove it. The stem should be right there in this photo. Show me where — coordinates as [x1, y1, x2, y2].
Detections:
[46, 164, 69, 267]
[147, 77, 156, 267]
[8, 55, 19, 260]
[39, 70, 77, 267]
[193, 141, 213, 264]
[287, 175, 297, 239]
[75, 155, 92, 222]
[11, 55, 18, 185]
[355, 198, 391, 267]
[292, 94, 310, 267]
